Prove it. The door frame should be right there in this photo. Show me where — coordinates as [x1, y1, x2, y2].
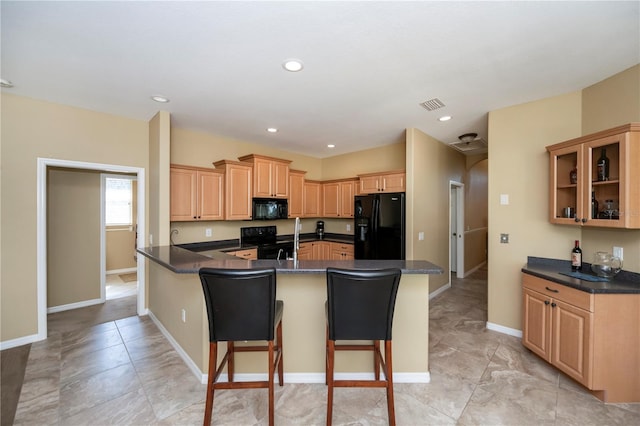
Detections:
[36, 158, 146, 341]
[449, 181, 465, 279]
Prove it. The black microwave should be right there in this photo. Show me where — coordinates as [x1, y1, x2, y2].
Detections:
[252, 198, 288, 220]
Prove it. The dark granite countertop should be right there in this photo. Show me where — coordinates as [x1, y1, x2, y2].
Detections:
[137, 245, 443, 275]
[176, 233, 354, 254]
[522, 257, 640, 294]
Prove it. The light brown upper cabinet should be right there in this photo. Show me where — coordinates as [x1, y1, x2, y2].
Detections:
[213, 160, 252, 220]
[322, 178, 357, 218]
[546, 123, 640, 228]
[358, 170, 406, 194]
[238, 154, 291, 198]
[288, 170, 305, 218]
[170, 165, 224, 222]
[303, 180, 322, 218]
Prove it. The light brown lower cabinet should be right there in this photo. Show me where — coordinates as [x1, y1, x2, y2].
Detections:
[330, 242, 354, 260]
[522, 273, 640, 402]
[226, 248, 257, 260]
[298, 241, 353, 260]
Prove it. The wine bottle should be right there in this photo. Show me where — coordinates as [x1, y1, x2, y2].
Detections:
[571, 240, 582, 271]
[591, 191, 599, 219]
[597, 148, 609, 181]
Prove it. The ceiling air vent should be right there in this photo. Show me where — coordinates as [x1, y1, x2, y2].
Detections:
[449, 133, 487, 154]
[419, 98, 445, 111]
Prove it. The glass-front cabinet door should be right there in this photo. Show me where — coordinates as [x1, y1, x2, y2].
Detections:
[549, 144, 583, 225]
[547, 123, 640, 229]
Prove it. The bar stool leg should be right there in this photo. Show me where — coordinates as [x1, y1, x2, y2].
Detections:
[227, 341, 235, 382]
[277, 321, 284, 385]
[384, 340, 396, 426]
[326, 339, 335, 426]
[268, 341, 275, 426]
[373, 340, 381, 380]
[204, 342, 218, 426]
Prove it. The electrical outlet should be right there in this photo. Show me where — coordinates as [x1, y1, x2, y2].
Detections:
[181, 309, 186, 323]
[346, 224, 351, 231]
[418, 232, 424, 241]
[613, 246, 623, 261]
[205, 228, 212, 237]
[500, 233, 509, 243]
[149, 234, 153, 245]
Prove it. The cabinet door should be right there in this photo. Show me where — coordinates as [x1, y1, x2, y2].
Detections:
[381, 173, 405, 193]
[304, 182, 322, 217]
[311, 241, 331, 260]
[522, 288, 552, 362]
[170, 167, 197, 221]
[253, 158, 273, 197]
[272, 161, 289, 198]
[323, 182, 340, 217]
[551, 299, 593, 387]
[359, 176, 380, 194]
[288, 172, 304, 218]
[226, 164, 252, 220]
[198, 171, 224, 221]
[584, 134, 625, 228]
[298, 242, 313, 260]
[548, 145, 583, 225]
[340, 181, 355, 218]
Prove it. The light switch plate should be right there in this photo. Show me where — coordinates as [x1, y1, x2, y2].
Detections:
[418, 232, 425, 241]
[613, 246, 623, 261]
[500, 194, 509, 205]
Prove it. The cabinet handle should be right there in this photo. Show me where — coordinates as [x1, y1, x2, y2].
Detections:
[581, 218, 587, 223]
[551, 302, 557, 308]
[544, 300, 550, 305]
[545, 286, 559, 293]
[574, 217, 580, 223]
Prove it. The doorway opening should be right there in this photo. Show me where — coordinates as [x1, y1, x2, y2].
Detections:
[36, 158, 146, 342]
[450, 181, 464, 279]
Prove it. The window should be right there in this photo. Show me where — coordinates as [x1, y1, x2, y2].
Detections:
[105, 177, 133, 226]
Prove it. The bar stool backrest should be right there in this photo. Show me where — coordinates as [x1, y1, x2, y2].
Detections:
[199, 267, 277, 342]
[326, 268, 402, 341]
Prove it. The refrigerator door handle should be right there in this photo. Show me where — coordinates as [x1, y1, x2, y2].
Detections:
[372, 198, 379, 233]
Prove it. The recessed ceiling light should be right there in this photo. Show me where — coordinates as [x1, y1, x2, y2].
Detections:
[151, 95, 170, 103]
[0, 78, 14, 88]
[267, 128, 278, 133]
[327, 144, 335, 148]
[438, 115, 452, 122]
[282, 59, 304, 72]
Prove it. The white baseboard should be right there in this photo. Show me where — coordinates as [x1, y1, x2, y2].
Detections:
[463, 261, 487, 277]
[47, 298, 104, 314]
[148, 310, 206, 383]
[0, 333, 42, 351]
[147, 310, 432, 385]
[429, 282, 451, 300]
[107, 267, 137, 275]
[486, 321, 522, 338]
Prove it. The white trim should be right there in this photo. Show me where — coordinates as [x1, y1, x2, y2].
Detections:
[0, 333, 41, 351]
[148, 310, 205, 383]
[429, 282, 451, 300]
[463, 261, 487, 278]
[106, 267, 137, 275]
[100, 175, 107, 302]
[486, 321, 523, 338]
[35, 158, 146, 345]
[148, 310, 432, 385]
[47, 298, 103, 314]
[449, 181, 465, 279]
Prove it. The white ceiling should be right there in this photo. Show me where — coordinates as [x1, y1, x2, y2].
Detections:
[2, 1, 639, 158]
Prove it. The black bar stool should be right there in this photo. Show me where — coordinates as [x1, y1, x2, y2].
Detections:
[325, 267, 402, 426]
[199, 267, 284, 426]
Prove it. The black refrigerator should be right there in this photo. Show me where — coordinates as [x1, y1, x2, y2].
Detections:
[354, 192, 405, 260]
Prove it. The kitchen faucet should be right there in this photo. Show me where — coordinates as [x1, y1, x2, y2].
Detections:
[293, 217, 300, 262]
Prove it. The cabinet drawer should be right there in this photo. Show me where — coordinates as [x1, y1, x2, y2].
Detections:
[522, 274, 594, 312]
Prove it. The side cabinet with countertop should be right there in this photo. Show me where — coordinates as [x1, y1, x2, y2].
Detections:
[522, 272, 640, 402]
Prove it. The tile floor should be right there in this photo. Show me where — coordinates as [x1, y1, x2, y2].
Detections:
[10, 268, 640, 425]
[106, 273, 138, 300]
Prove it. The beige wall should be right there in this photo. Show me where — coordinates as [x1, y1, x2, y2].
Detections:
[321, 141, 406, 180]
[464, 158, 488, 272]
[488, 65, 640, 332]
[582, 65, 640, 134]
[149, 111, 171, 247]
[406, 128, 466, 292]
[47, 168, 101, 307]
[488, 91, 583, 330]
[0, 93, 149, 343]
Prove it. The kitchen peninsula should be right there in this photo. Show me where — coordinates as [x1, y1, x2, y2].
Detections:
[139, 244, 442, 383]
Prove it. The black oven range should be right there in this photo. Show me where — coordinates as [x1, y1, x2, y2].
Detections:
[240, 226, 294, 260]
